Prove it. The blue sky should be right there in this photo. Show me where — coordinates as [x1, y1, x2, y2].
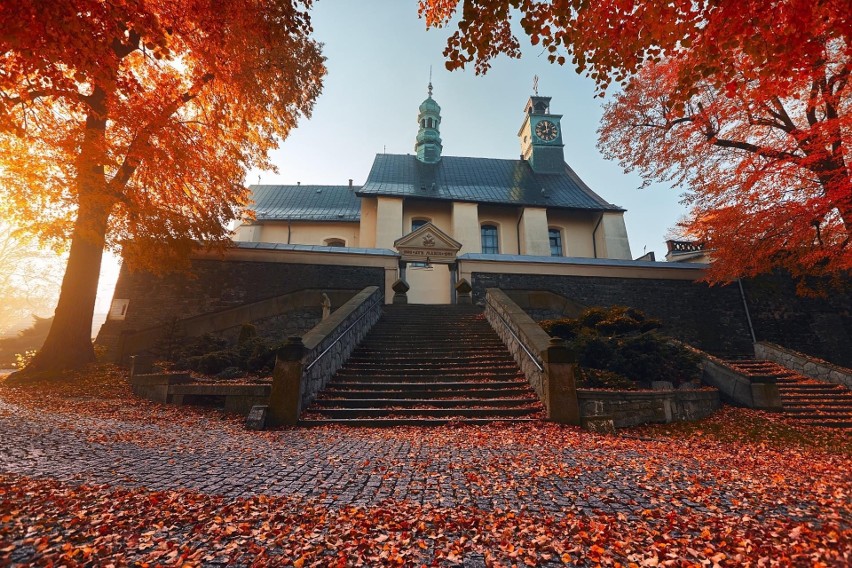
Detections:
[255, 0, 687, 258]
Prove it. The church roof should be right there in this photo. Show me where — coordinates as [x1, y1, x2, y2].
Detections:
[358, 154, 623, 211]
[248, 185, 361, 221]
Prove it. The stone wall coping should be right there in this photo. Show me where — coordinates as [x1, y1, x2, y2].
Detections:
[460, 253, 706, 270]
[485, 288, 552, 356]
[577, 388, 717, 400]
[756, 341, 852, 375]
[169, 384, 271, 396]
[129, 373, 192, 386]
[301, 286, 381, 353]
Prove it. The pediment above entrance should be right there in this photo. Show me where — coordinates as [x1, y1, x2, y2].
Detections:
[394, 222, 461, 263]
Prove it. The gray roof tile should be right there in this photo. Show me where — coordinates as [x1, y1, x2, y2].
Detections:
[248, 185, 361, 221]
[358, 154, 622, 211]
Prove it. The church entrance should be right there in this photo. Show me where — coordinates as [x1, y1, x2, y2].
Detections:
[394, 223, 461, 305]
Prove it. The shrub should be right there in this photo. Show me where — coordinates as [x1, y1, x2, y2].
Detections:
[541, 306, 698, 389]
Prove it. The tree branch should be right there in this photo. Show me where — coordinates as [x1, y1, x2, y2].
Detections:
[108, 73, 215, 193]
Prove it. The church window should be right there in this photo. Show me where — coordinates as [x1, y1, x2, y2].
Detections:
[549, 228, 563, 256]
[481, 224, 499, 254]
[324, 238, 345, 247]
[412, 218, 429, 231]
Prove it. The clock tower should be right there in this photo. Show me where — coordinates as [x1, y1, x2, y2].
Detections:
[415, 82, 443, 163]
[518, 95, 565, 174]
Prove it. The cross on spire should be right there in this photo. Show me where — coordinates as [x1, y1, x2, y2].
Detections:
[533, 75, 539, 95]
[428, 65, 433, 97]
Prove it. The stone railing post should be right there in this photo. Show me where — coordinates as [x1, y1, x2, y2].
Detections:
[392, 279, 409, 304]
[455, 278, 473, 305]
[542, 337, 581, 425]
[268, 336, 306, 426]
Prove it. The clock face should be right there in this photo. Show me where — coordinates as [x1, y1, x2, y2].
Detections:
[535, 120, 559, 142]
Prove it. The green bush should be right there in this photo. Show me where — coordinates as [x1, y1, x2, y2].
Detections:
[542, 306, 698, 389]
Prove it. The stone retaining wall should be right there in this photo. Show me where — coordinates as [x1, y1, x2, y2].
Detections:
[755, 342, 852, 389]
[299, 286, 384, 411]
[577, 389, 720, 428]
[484, 289, 550, 403]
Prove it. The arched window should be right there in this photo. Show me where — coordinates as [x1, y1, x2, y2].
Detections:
[324, 238, 345, 247]
[481, 224, 499, 254]
[548, 228, 563, 256]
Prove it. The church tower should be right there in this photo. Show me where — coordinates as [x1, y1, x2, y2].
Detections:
[415, 82, 443, 163]
[517, 95, 565, 174]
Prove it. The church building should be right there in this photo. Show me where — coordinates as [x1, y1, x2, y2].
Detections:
[233, 85, 632, 304]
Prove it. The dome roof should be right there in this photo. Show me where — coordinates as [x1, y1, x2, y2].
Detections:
[419, 95, 441, 114]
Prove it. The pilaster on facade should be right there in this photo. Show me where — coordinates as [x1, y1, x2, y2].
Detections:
[451, 201, 480, 255]
[375, 196, 404, 249]
[519, 207, 550, 256]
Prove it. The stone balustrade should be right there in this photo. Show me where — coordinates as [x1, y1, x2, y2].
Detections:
[268, 286, 384, 425]
[755, 342, 852, 389]
[484, 288, 579, 424]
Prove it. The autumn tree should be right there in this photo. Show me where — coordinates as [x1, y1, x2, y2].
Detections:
[598, 54, 850, 284]
[0, 1, 325, 376]
[420, 0, 851, 284]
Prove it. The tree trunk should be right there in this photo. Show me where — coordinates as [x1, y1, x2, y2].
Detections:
[17, 195, 111, 377]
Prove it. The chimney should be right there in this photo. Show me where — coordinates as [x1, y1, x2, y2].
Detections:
[348, 178, 353, 189]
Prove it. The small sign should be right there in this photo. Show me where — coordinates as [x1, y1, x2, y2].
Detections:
[582, 416, 616, 435]
[245, 405, 269, 431]
[108, 299, 130, 320]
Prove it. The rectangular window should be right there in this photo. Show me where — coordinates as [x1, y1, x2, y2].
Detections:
[549, 228, 563, 256]
[481, 225, 499, 254]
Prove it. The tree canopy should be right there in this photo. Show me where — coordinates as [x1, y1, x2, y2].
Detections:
[420, 0, 851, 286]
[0, 0, 325, 374]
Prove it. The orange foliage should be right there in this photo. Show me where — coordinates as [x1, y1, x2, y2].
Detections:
[420, 0, 851, 286]
[598, 55, 850, 286]
[0, 1, 325, 373]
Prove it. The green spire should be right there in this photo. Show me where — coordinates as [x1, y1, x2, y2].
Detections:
[415, 81, 442, 163]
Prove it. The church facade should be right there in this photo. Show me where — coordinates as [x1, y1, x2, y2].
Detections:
[233, 87, 633, 303]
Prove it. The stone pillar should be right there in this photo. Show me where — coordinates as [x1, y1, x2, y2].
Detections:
[449, 263, 458, 304]
[268, 336, 306, 426]
[455, 278, 473, 305]
[542, 337, 580, 424]
[392, 279, 410, 304]
[519, 207, 551, 256]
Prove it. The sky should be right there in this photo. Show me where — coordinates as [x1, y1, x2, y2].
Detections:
[254, 0, 688, 259]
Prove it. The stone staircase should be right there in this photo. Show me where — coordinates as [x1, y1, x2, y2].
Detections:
[723, 360, 852, 428]
[299, 305, 544, 426]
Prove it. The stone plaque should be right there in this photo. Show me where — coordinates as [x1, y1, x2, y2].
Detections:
[245, 405, 269, 431]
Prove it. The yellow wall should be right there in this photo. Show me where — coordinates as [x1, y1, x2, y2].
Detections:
[376, 196, 404, 248]
[407, 264, 451, 304]
[519, 207, 550, 256]
[359, 196, 378, 248]
[258, 221, 360, 247]
[452, 202, 480, 254]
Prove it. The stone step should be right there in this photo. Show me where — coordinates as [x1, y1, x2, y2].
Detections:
[782, 406, 852, 415]
[312, 398, 538, 409]
[303, 406, 542, 419]
[321, 387, 532, 399]
[795, 419, 852, 428]
[346, 355, 515, 372]
[298, 417, 540, 427]
[326, 380, 530, 391]
[330, 373, 525, 383]
[346, 355, 515, 364]
[780, 393, 852, 402]
[334, 365, 522, 375]
[777, 384, 846, 392]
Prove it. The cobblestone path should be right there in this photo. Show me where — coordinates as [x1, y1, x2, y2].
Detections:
[0, 399, 842, 529]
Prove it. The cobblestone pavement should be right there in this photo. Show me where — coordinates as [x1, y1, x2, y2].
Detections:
[2, 398, 846, 530]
